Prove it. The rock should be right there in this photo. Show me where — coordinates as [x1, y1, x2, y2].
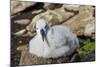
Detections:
[63, 4, 80, 11]
[18, 40, 23, 44]
[14, 19, 30, 25]
[13, 29, 26, 36]
[17, 44, 28, 51]
[32, 9, 44, 14]
[84, 18, 95, 38]
[44, 3, 63, 10]
[62, 6, 95, 36]
[11, 1, 36, 15]
[13, 29, 35, 37]
[26, 7, 74, 32]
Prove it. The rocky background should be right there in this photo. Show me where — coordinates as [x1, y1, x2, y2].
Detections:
[11, 1, 95, 66]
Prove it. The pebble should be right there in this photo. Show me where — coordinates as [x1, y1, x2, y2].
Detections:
[14, 19, 30, 25]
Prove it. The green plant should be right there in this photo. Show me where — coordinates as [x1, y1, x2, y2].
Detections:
[79, 39, 95, 56]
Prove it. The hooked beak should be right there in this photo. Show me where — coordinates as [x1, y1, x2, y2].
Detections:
[40, 28, 50, 47]
[40, 29, 46, 41]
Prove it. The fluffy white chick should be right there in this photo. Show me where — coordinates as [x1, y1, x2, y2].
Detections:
[29, 19, 79, 58]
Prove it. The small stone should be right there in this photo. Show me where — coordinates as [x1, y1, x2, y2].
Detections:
[17, 45, 28, 51]
[32, 9, 44, 14]
[14, 19, 30, 25]
[19, 41, 23, 44]
[13, 29, 26, 36]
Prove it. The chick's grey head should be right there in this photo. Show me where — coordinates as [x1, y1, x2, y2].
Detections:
[36, 19, 50, 41]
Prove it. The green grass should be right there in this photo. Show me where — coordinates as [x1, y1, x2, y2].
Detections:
[79, 39, 95, 56]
